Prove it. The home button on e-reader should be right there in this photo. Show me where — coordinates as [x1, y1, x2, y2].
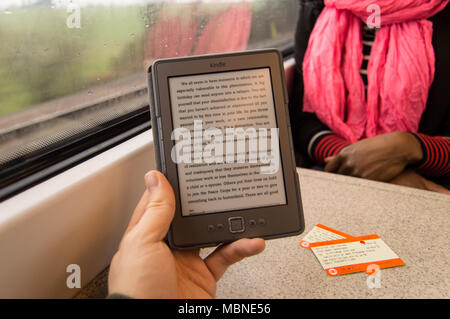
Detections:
[228, 217, 245, 233]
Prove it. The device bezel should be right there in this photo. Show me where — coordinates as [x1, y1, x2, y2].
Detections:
[149, 49, 304, 249]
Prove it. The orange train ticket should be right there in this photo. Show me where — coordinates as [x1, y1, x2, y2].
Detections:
[299, 224, 354, 250]
[309, 234, 405, 276]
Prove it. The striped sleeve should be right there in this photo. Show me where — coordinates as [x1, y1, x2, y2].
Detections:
[310, 133, 350, 164]
[414, 133, 450, 177]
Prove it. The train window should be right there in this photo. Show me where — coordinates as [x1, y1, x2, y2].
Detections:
[0, 0, 299, 201]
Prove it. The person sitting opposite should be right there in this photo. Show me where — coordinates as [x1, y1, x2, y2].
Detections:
[290, 0, 450, 193]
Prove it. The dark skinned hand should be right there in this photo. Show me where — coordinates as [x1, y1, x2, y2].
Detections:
[389, 169, 450, 194]
[324, 132, 423, 182]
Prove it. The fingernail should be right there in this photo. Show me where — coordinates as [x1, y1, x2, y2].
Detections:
[145, 171, 159, 190]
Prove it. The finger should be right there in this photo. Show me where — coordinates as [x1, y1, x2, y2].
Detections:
[337, 162, 353, 176]
[134, 170, 176, 242]
[324, 155, 342, 173]
[422, 179, 450, 195]
[324, 156, 334, 163]
[204, 238, 265, 281]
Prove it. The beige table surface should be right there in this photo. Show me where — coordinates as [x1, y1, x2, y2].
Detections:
[77, 168, 450, 299]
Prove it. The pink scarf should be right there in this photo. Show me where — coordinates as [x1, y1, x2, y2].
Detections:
[302, 0, 448, 142]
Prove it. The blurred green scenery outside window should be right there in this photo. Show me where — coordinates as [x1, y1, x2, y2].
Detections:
[0, 0, 298, 122]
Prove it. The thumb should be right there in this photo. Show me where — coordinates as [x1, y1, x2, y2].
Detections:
[204, 238, 265, 281]
[423, 178, 450, 195]
[324, 155, 341, 172]
[134, 170, 176, 243]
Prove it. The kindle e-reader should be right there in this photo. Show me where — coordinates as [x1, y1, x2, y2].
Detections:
[148, 49, 304, 249]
